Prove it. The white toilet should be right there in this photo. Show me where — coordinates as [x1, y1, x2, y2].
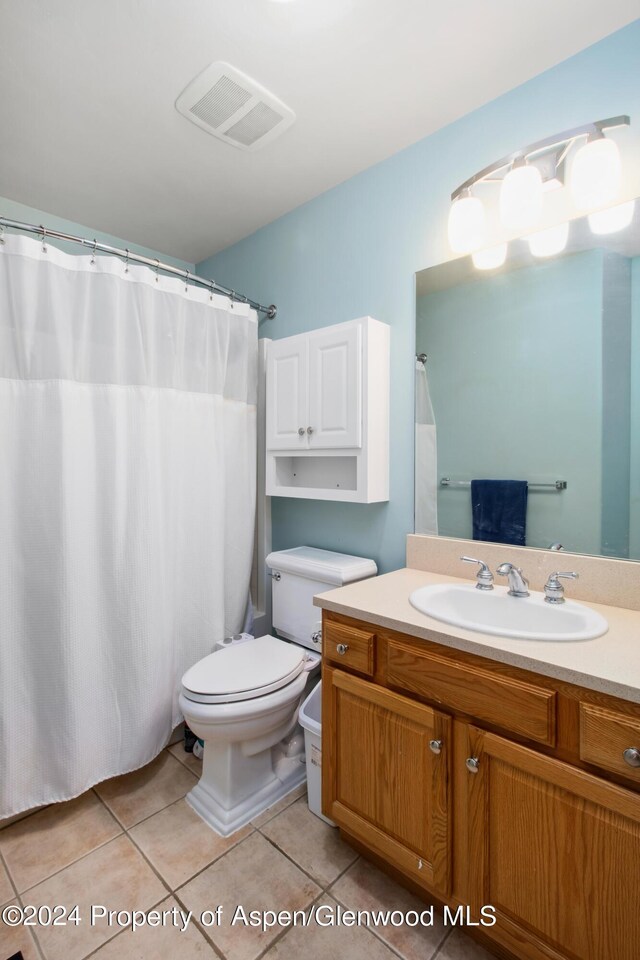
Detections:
[179, 546, 376, 836]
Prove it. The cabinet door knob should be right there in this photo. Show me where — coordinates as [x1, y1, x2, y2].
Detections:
[307, 426, 314, 435]
[465, 757, 480, 774]
[298, 427, 305, 436]
[336, 643, 349, 655]
[429, 739, 443, 755]
[623, 747, 640, 768]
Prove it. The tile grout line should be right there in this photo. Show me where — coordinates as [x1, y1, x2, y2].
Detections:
[432, 929, 454, 959]
[91, 790, 174, 900]
[114, 790, 194, 832]
[249, 787, 308, 830]
[91, 764, 199, 832]
[76, 891, 175, 960]
[323, 852, 361, 893]
[166, 743, 203, 775]
[255, 827, 328, 891]
[14, 892, 47, 960]
[0, 845, 18, 898]
[171, 886, 229, 960]
[328, 861, 450, 960]
[8, 828, 125, 900]
[169, 828, 257, 893]
[328, 887, 412, 960]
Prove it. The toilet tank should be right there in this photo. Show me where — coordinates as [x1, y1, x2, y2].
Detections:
[266, 547, 377, 653]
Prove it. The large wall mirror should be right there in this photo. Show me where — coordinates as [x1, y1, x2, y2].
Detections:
[414, 200, 640, 561]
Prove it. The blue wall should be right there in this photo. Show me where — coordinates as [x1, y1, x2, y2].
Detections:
[198, 22, 640, 574]
[0, 195, 192, 270]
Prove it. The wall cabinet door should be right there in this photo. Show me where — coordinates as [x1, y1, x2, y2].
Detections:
[323, 667, 452, 894]
[266, 334, 308, 450]
[307, 323, 361, 448]
[466, 727, 640, 960]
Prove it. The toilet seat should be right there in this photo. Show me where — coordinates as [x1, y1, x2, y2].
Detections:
[181, 635, 305, 705]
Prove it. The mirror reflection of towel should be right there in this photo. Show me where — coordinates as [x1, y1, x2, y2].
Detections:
[471, 479, 528, 546]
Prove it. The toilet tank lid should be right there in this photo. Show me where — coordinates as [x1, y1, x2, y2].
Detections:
[266, 546, 377, 585]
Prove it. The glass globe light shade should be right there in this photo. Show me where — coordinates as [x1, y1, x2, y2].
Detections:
[570, 137, 621, 211]
[588, 199, 635, 235]
[447, 195, 486, 254]
[527, 222, 569, 258]
[499, 164, 543, 231]
[472, 243, 508, 271]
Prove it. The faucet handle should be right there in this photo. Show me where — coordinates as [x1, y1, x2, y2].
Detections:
[460, 556, 494, 591]
[544, 571, 579, 604]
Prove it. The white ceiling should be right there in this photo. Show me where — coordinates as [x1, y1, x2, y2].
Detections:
[0, 1, 637, 264]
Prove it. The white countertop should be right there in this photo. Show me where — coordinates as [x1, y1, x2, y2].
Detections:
[314, 567, 640, 704]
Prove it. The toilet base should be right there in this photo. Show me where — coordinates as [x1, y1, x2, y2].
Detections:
[185, 751, 307, 837]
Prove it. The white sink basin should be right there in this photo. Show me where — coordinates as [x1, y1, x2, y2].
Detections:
[409, 583, 608, 642]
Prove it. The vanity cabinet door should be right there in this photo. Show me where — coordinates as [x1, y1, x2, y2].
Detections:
[322, 666, 451, 894]
[466, 727, 640, 960]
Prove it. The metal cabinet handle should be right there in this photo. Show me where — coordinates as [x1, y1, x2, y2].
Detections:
[623, 747, 640, 768]
[307, 426, 314, 435]
[429, 739, 443, 755]
[336, 643, 349, 655]
[298, 427, 305, 436]
[465, 756, 480, 774]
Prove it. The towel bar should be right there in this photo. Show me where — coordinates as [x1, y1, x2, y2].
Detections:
[440, 478, 567, 491]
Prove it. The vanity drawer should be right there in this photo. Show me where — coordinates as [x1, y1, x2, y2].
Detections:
[323, 621, 375, 677]
[580, 703, 640, 782]
[387, 638, 556, 746]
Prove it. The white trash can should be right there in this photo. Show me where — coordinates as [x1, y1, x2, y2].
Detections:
[298, 682, 335, 826]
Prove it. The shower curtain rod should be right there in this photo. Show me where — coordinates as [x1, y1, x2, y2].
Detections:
[0, 216, 277, 320]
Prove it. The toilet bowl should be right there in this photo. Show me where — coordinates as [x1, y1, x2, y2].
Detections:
[180, 546, 377, 835]
[180, 635, 315, 835]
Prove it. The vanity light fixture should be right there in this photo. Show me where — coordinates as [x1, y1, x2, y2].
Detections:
[472, 243, 508, 270]
[587, 198, 635, 235]
[447, 190, 486, 254]
[499, 162, 543, 232]
[527, 221, 570, 258]
[448, 115, 630, 260]
[570, 135, 622, 210]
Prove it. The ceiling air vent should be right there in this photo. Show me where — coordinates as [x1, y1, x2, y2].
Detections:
[176, 62, 295, 152]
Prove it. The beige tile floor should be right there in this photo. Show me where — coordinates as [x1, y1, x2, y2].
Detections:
[0, 745, 496, 960]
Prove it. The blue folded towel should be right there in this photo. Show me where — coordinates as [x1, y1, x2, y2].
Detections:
[471, 479, 528, 546]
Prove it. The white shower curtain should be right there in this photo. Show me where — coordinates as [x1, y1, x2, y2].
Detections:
[0, 234, 257, 817]
[415, 359, 438, 535]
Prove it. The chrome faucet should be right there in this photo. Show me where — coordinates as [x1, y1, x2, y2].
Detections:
[544, 571, 579, 604]
[460, 556, 494, 590]
[497, 562, 529, 598]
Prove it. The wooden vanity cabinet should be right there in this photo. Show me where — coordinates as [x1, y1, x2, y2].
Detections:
[467, 727, 640, 960]
[322, 667, 452, 893]
[321, 610, 640, 960]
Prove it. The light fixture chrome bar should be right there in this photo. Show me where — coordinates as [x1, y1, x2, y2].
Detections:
[0, 216, 277, 319]
[441, 477, 567, 491]
[451, 116, 630, 201]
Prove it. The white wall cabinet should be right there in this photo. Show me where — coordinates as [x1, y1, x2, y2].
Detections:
[265, 317, 389, 502]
